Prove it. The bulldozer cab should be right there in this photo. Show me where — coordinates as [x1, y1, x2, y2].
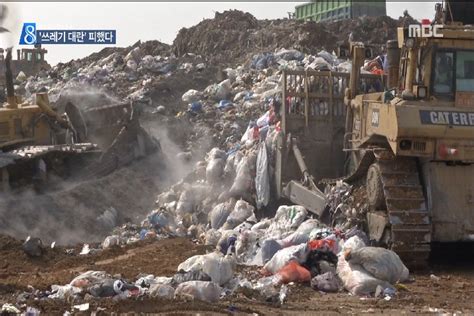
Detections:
[397, 25, 474, 106]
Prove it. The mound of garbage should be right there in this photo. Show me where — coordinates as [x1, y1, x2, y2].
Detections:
[15, 40, 215, 114]
[18, 213, 409, 304]
[173, 10, 418, 65]
[10, 45, 412, 307]
[14, 10, 419, 117]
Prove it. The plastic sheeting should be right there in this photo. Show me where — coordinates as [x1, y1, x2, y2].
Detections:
[255, 143, 270, 209]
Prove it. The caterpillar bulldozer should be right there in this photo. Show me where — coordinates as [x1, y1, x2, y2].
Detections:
[275, 0, 474, 266]
[0, 48, 157, 192]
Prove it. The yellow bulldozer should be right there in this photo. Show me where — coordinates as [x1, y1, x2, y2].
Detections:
[0, 48, 158, 192]
[275, 0, 474, 266]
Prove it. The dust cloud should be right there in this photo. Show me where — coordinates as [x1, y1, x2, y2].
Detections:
[0, 151, 166, 245]
[143, 122, 212, 182]
[0, 86, 169, 245]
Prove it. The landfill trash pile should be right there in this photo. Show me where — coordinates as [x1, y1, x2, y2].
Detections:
[173, 10, 418, 66]
[15, 222, 409, 305]
[12, 10, 410, 161]
[14, 10, 418, 120]
[16, 47, 408, 306]
[7, 38, 414, 306]
[2, 10, 378, 247]
[98, 43, 357, 247]
[15, 40, 216, 114]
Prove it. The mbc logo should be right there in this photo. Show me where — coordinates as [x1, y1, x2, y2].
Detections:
[408, 24, 444, 38]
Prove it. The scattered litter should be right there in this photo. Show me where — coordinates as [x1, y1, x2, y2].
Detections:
[279, 284, 288, 304]
[1, 303, 20, 314]
[73, 303, 90, 312]
[23, 236, 44, 257]
[276, 261, 311, 284]
[311, 271, 341, 293]
[79, 244, 91, 255]
[430, 274, 441, 282]
[24, 306, 41, 316]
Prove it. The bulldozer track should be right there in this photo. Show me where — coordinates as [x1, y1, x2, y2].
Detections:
[376, 157, 431, 267]
[337, 152, 431, 267]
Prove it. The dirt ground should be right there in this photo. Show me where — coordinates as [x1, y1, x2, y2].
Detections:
[0, 235, 473, 315]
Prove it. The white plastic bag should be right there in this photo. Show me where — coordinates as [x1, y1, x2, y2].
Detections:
[69, 271, 109, 288]
[216, 79, 232, 100]
[207, 147, 226, 161]
[279, 232, 309, 247]
[124, 47, 141, 62]
[48, 284, 82, 299]
[263, 243, 309, 275]
[149, 284, 175, 299]
[223, 200, 255, 229]
[229, 157, 252, 198]
[342, 235, 366, 252]
[347, 247, 409, 284]
[182, 89, 202, 103]
[176, 190, 194, 215]
[256, 110, 271, 128]
[175, 281, 222, 303]
[235, 230, 261, 263]
[216, 230, 238, 254]
[305, 57, 330, 71]
[336, 253, 393, 296]
[224, 155, 236, 176]
[259, 239, 283, 264]
[252, 218, 272, 231]
[240, 125, 254, 144]
[255, 143, 270, 209]
[209, 202, 232, 230]
[102, 235, 120, 249]
[126, 59, 138, 71]
[311, 271, 340, 292]
[317, 50, 335, 64]
[233, 91, 247, 102]
[140, 55, 160, 71]
[233, 216, 257, 232]
[274, 205, 307, 229]
[206, 158, 225, 183]
[204, 229, 222, 246]
[295, 219, 322, 235]
[177, 252, 235, 286]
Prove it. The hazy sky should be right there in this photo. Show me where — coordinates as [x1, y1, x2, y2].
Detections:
[2, 2, 436, 65]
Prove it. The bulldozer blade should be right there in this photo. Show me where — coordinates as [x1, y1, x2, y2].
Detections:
[282, 180, 327, 217]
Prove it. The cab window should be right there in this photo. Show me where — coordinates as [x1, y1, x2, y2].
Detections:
[456, 51, 474, 92]
[433, 51, 454, 97]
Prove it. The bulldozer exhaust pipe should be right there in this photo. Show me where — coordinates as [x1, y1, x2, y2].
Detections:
[5, 48, 17, 108]
[386, 40, 400, 90]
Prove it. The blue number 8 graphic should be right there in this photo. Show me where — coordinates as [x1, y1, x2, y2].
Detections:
[19, 23, 36, 45]
[24, 24, 36, 44]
